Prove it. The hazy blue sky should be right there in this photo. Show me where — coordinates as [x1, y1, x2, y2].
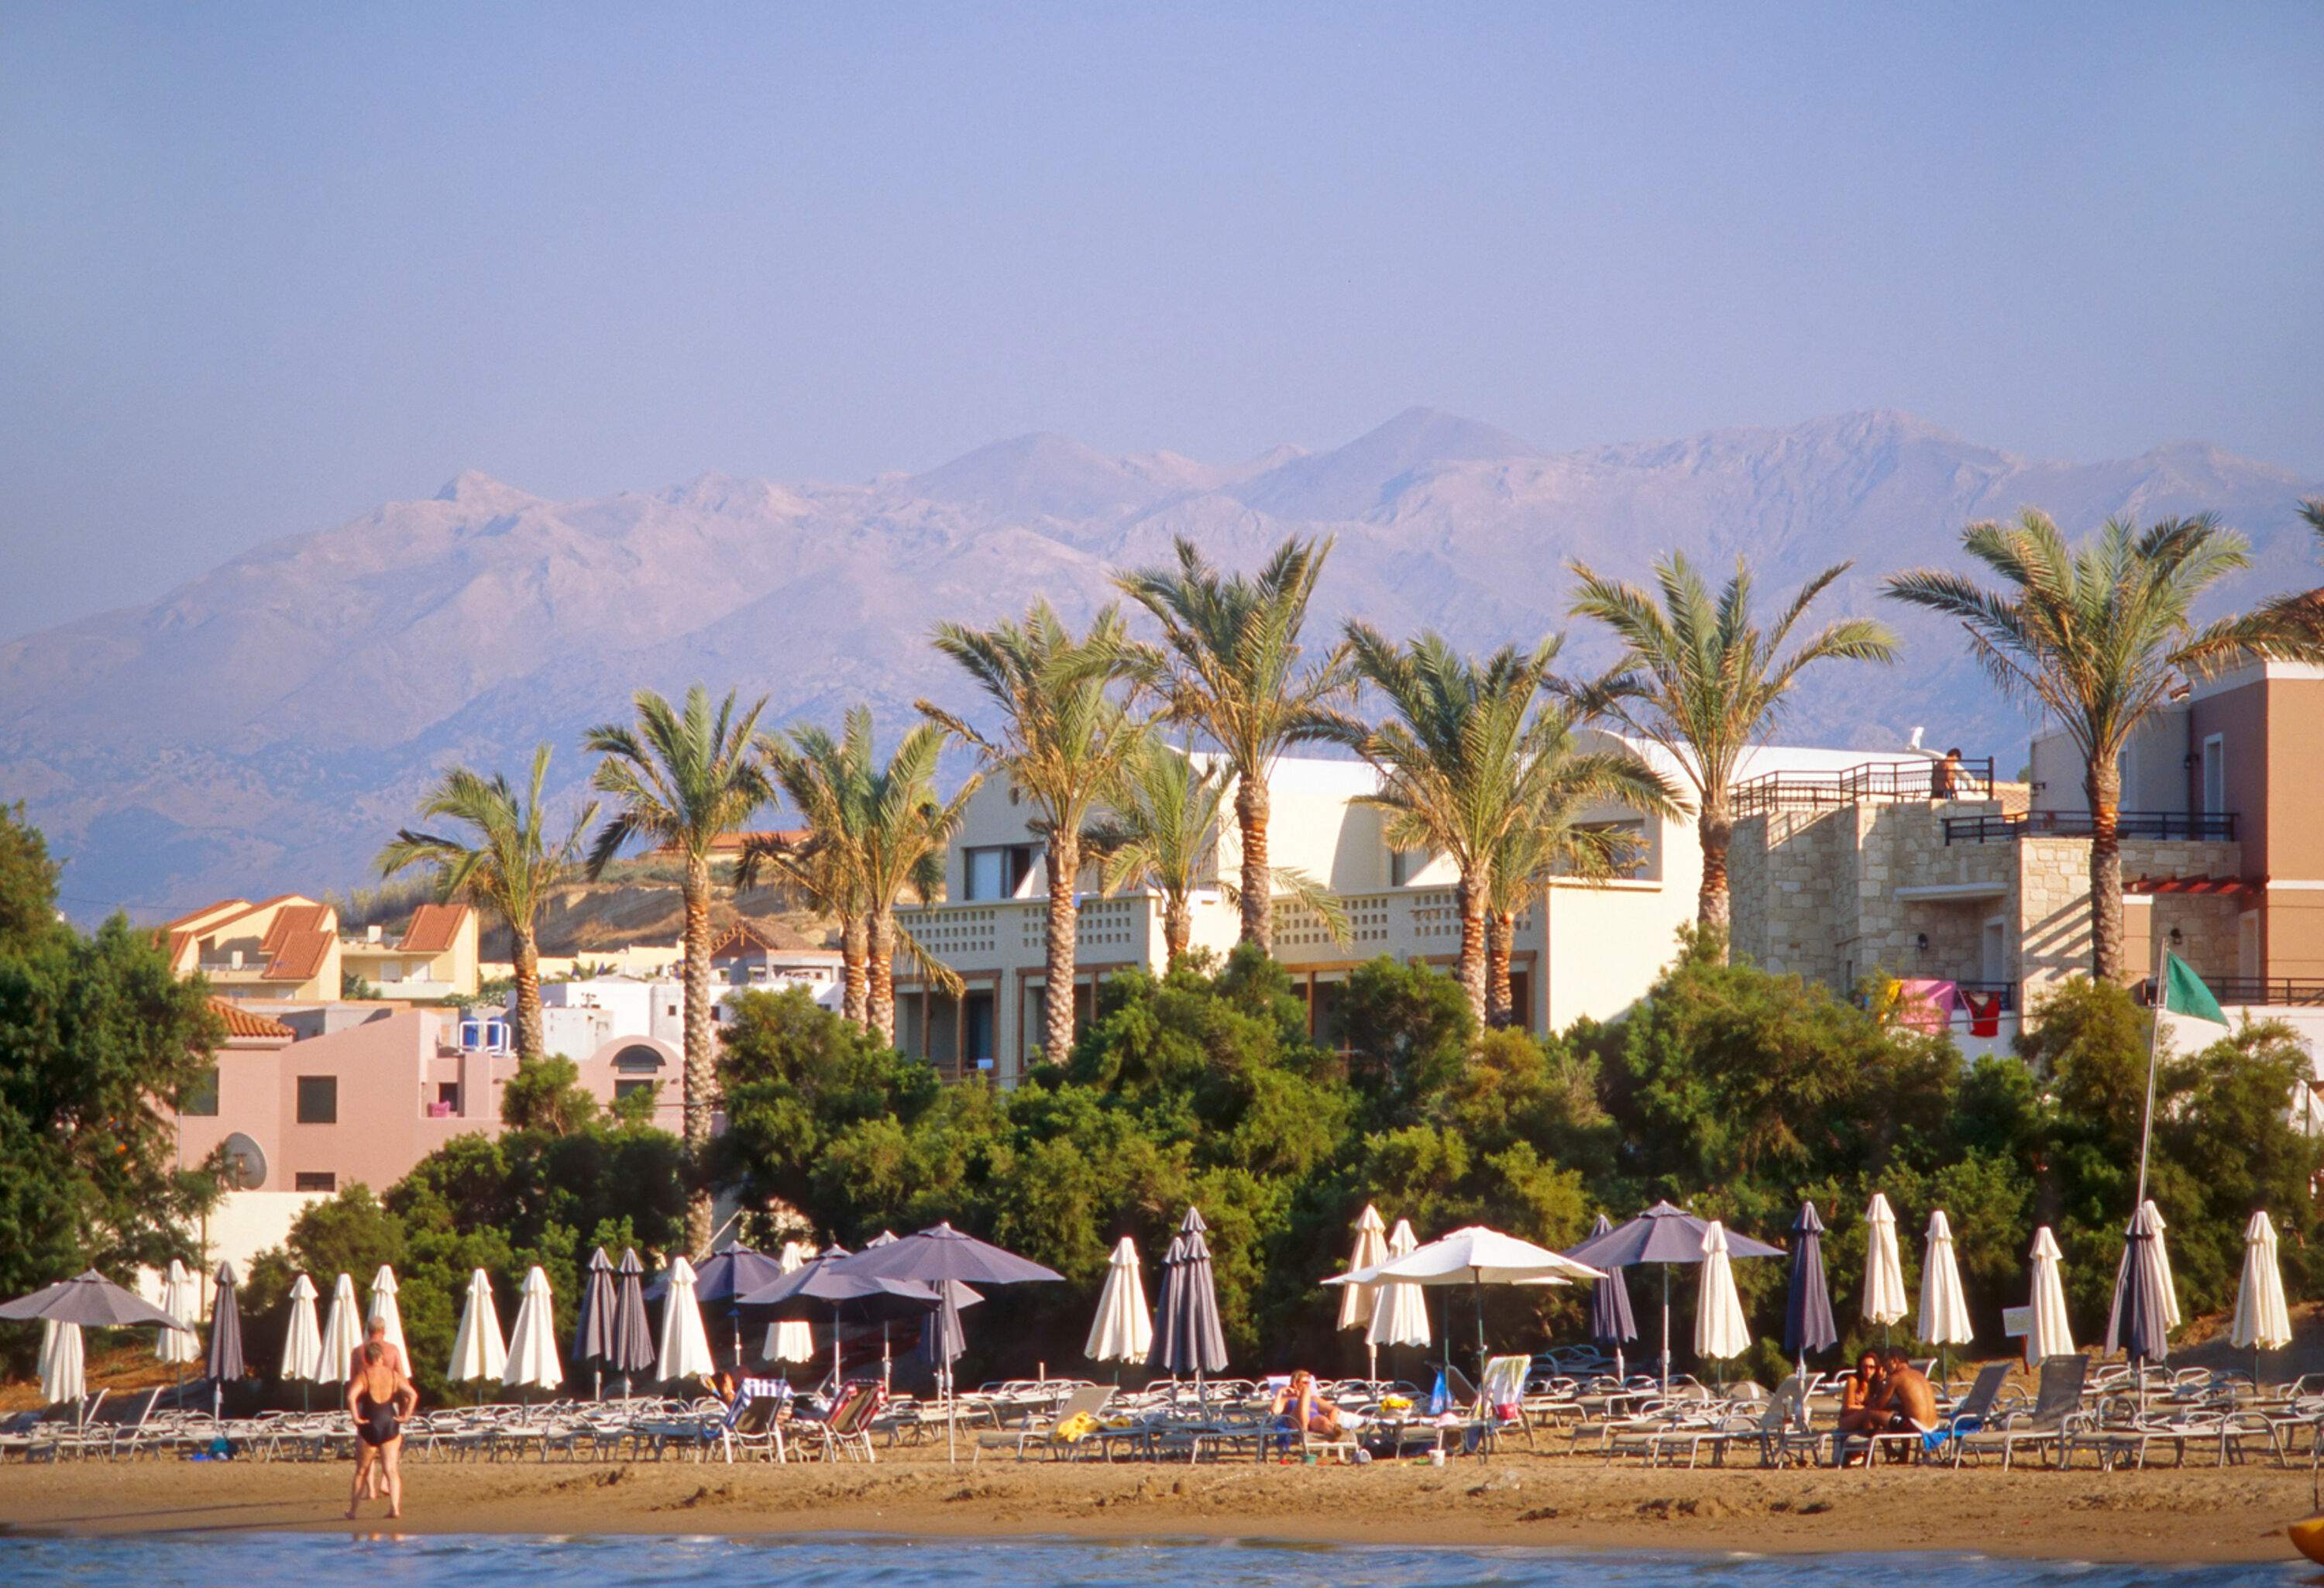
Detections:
[5, 3, 2320, 639]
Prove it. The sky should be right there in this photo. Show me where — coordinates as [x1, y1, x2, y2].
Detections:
[4, 2, 2321, 641]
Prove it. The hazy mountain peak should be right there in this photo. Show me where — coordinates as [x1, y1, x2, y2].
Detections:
[909, 431, 1173, 521]
[433, 469, 534, 507]
[1235, 406, 1544, 520]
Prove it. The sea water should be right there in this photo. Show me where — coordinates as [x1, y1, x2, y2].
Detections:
[0, 1534, 2305, 1588]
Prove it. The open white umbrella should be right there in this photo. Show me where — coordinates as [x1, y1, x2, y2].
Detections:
[156, 1258, 203, 1367]
[1085, 1236, 1153, 1368]
[280, 1274, 325, 1397]
[2233, 1210, 2293, 1356]
[321, 1273, 364, 1383]
[502, 1265, 564, 1395]
[1917, 1210, 1973, 1375]
[2026, 1225, 2074, 1366]
[1861, 1194, 1908, 1338]
[448, 1268, 507, 1397]
[367, 1265, 408, 1370]
[40, 1318, 84, 1408]
[1694, 1222, 1751, 1367]
[763, 1243, 817, 1366]
[656, 1255, 715, 1384]
[1329, 1224, 1600, 1383]
[1366, 1218, 1432, 1361]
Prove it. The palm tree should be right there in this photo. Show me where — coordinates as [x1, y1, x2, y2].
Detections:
[745, 708, 978, 1043]
[1116, 535, 1353, 954]
[1568, 554, 1896, 957]
[583, 684, 772, 1253]
[376, 744, 596, 1064]
[1338, 627, 1638, 1024]
[1885, 510, 2324, 981]
[1480, 737, 1682, 1026]
[1083, 731, 1348, 966]
[919, 601, 1144, 1064]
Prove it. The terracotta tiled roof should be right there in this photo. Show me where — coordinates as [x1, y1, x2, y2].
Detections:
[708, 919, 799, 957]
[260, 902, 329, 954]
[163, 899, 249, 931]
[660, 829, 810, 855]
[262, 921, 335, 982]
[396, 902, 471, 954]
[208, 997, 295, 1040]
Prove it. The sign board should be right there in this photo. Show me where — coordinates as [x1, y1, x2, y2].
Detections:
[2001, 1304, 2032, 1338]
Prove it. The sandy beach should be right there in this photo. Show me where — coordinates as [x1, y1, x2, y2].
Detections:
[0, 1449, 2313, 1564]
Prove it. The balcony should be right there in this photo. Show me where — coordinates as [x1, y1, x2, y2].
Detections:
[1943, 810, 2237, 845]
[2137, 975, 2324, 1008]
[1733, 757, 1994, 815]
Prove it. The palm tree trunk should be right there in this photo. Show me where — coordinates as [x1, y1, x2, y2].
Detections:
[511, 919, 544, 1064]
[2087, 759, 2124, 982]
[867, 909, 897, 1044]
[1485, 909, 1514, 1028]
[679, 851, 715, 1256]
[839, 914, 868, 1026]
[1455, 871, 1489, 1028]
[1697, 804, 1734, 963]
[1236, 772, 1272, 953]
[1042, 834, 1081, 1063]
[1163, 896, 1191, 968]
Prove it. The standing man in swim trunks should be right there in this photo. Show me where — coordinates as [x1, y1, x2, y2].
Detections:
[346, 1339, 416, 1520]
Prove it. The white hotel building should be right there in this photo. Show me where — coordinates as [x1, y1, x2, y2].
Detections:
[892, 735, 1881, 1081]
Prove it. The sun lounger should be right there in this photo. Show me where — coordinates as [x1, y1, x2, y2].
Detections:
[1951, 1354, 2089, 1469]
[972, 1383, 1115, 1463]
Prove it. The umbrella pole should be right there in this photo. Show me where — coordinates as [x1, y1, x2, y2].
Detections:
[1473, 1277, 1487, 1388]
[1661, 1267, 1671, 1396]
[946, 1366, 956, 1464]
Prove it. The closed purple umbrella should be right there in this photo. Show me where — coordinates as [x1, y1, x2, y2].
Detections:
[2108, 1202, 2174, 1404]
[1583, 1213, 1638, 1378]
[608, 1248, 658, 1396]
[1147, 1232, 1188, 1383]
[1784, 1201, 1839, 1373]
[575, 1247, 617, 1399]
[1150, 1208, 1228, 1396]
[207, 1262, 246, 1418]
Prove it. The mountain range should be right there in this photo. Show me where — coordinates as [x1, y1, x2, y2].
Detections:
[6, 407, 2318, 920]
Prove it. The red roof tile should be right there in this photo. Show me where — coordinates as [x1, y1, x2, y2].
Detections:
[397, 902, 472, 954]
[208, 997, 295, 1040]
[260, 902, 329, 954]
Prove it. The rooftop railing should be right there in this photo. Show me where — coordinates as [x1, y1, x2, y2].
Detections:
[2137, 974, 2324, 1008]
[1731, 757, 1994, 815]
[1943, 810, 2237, 845]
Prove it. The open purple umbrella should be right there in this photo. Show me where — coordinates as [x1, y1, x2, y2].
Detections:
[1567, 1201, 1783, 1392]
[827, 1223, 1061, 1460]
[647, 1246, 786, 1369]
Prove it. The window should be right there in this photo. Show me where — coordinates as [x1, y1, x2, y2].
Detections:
[614, 1078, 658, 1103]
[180, 1066, 219, 1118]
[436, 1081, 461, 1109]
[613, 1043, 663, 1074]
[2202, 734, 2226, 815]
[1390, 847, 1433, 886]
[293, 1171, 336, 1193]
[295, 1075, 338, 1124]
[962, 990, 996, 1066]
[964, 844, 1036, 901]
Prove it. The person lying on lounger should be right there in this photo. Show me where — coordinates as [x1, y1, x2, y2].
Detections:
[1270, 1370, 1345, 1440]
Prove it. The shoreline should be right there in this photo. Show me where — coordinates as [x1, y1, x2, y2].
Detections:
[0, 1454, 2307, 1564]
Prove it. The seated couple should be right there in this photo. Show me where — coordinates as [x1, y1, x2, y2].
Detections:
[1835, 1346, 1937, 1447]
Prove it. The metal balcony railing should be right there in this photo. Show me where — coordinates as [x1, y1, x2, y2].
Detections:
[1943, 810, 2237, 844]
[1732, 757, 1994, 815]
[2137, 975, 2324, 1008]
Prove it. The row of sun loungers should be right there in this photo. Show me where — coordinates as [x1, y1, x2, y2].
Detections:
[9, 1359, 2324, 1473]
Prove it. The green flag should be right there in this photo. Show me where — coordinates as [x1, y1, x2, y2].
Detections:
[2156, 950, 2229, 1047]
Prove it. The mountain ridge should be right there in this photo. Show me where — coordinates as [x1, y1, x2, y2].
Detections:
[7, 408, 2317, 919]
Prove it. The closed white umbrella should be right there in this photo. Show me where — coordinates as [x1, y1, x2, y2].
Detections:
[321, 1273, 364, 1383]
[1338, 1205, 1388, 1331]
[367, 1265, 408, 1369]
[40, 1318, 84, 1408]
[156, 1259, 203, 1366]
[501, 1265, 563, 1394]
[1366, 1218, 1432, 1356]
[763, 1243, 816, 1365]
[2145, 1201, 2183, 1328]
[1917, 1210, 1973, 1359]
[1694, 1222, 1752, 1366]
[1861, 1194, 1908, 1336]
[2232, 1210, 2293, 1357]
[448, 1268, 507, 1395]
[1085, 1236, 1153, 1366]
[2027, 1225, 2074, 1366]
[280, 1273, 325, 1390]
[655, 1256, 715, 1384]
